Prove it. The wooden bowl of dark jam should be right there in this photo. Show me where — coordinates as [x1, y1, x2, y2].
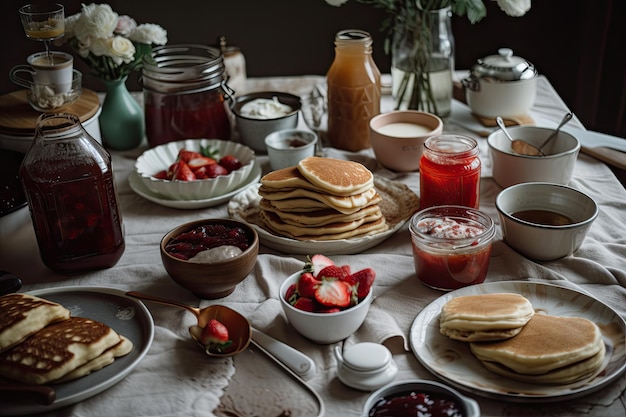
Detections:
[362, 379, 480, 417]
[160, 218, 259, 299]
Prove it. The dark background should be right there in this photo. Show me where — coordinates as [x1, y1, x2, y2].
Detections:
[1, 0, 624, 139]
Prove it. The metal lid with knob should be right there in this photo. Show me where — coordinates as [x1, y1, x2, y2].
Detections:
[471, 48, 537, 81]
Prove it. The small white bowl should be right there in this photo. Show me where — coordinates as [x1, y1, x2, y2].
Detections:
[488, 126, 580, 188]
[264, 129, 317, 171]
[369, 110, 443, 172]
[496, 182, 598, 261]
[362, 379, 480, 417]
[135, 139, 255, 200]
[230, 91, 301, 153]
[279, 271, 372, 344]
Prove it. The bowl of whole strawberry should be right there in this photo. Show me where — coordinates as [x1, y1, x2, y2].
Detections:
[279, 254, 375, 344]
[135, 138, 256, 200]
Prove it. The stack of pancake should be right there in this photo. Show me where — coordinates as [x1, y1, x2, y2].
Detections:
[257, 157, 389, 240]
[440, 293, 606, 385]
[0, 293, 133, 385]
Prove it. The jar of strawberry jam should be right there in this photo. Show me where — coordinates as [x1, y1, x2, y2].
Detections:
[142, 44, 233, 147]
[419, 135, 480, 209]
[19, 113, 125, 274]
[409, 205, 495, 291]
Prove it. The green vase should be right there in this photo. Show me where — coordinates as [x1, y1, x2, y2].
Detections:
[99, 76, 144, 150]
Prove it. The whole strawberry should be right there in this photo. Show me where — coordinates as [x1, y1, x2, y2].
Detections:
[199, 319, 233, 353]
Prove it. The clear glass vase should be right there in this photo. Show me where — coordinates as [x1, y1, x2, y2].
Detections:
[391, 6, 455, 118]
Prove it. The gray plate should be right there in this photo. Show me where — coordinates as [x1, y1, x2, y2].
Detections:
[410, 280, 626, 403]
[1, 287, 154, 416]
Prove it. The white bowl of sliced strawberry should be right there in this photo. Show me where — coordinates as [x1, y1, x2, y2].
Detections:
[279, 254, 375, 344]
[135, 139, 255, 200]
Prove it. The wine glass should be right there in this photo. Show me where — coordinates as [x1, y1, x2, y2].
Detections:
[300, 85, 327, 157]
[19, 3, 65, 62]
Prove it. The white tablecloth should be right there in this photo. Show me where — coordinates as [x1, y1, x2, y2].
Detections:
[1, 75, 625, 417]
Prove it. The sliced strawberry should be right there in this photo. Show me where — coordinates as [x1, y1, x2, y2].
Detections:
[194, 163, 229, 179]
[293, 296, 316, 312]
[344, 268, 376, 299]
[316, 305, 342, 314]
[309, 254, 334, 274]
[177, 149, 204, 163]
[219, 155, 242, 173]
[170, 161, 196, 181]
[340, 264, 351, 277]
[200, 319, 233, 352]
[153, 169, 169, 180]
[317, 265, 345, 280]
[285, 283, 298, 303]
[187, 156, 217, 170]
[297, 272, 320, 299]
[314, 278, 351, 307]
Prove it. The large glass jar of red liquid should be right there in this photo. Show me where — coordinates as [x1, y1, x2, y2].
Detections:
[327, 29, 381, 151]
[19, 113, 125, 274]
[142, 44, 232, 147]
[419, 135, 480, 209]
[409, 205, 495, 291]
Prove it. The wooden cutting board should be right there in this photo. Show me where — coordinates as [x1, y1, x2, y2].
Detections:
[0, 89, 100, 136]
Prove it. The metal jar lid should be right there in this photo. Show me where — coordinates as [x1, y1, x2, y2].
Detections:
[141, 44, 228, 94]
[470, 48, 537, 81]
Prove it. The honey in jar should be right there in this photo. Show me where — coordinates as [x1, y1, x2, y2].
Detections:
[327, 30, 381, 151]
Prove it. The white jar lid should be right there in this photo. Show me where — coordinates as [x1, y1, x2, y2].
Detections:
[343, 342, 391, 372]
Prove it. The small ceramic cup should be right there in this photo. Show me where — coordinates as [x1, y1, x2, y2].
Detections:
[369, 110, 443, 171]
[10, 51, 74, 94]
[264, 129, 317, 171]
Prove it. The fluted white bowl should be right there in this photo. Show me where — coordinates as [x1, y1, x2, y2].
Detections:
[135, 139, 255, 200]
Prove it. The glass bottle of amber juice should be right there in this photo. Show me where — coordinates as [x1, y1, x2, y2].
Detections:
[327, 29, 381, 151]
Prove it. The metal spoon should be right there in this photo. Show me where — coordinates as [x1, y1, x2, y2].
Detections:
[126, 291, 316, 379]
[536, 112, 574, 153]
[496, 116, 544, 156]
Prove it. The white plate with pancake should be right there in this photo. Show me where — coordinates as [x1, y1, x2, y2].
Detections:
[227, 176, 419, 255]
[129, 160, 261, 209]
[1, 287, 154, 416]
[409, 280, 626, 402]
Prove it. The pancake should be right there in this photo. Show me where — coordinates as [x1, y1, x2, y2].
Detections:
[261, 212, 388, 240]
[55, 335, 133, 383]
[260, 198, 382, 227]
[0, 293, 71, 353]
[0, 316, 123, 384]
[261, 165, 373, 196]
[260, 208, 383, 237]
[440, 293, 534, 342]
[470, 314, 605, 376]
[258, 186, 378, 213]
[297, 157, 374, 195]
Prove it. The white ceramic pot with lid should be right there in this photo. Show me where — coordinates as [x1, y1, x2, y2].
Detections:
[462, 48, 538, 118]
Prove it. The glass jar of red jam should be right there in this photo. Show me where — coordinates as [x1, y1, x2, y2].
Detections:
[409, 205, 495, 291]
[142, 44, 233, 147]
[419, 135, 480, 209]
[19, 113, 125, 274]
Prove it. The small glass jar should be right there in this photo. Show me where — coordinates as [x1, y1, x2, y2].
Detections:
[142, 44, 233, 147]
[419, 134, 480, 209]
[19, 113, 125, 274]
[409, 205, 495, 291]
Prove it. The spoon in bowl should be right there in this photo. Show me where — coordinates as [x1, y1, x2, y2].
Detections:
[496, 116, 544, 156]
[126, 291, 316, 379]
[536, 112, 573, 153]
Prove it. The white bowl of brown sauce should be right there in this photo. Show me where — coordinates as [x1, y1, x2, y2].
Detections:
[496, 182, 598, 261]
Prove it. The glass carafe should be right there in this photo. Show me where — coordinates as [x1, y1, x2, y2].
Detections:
[20, 113, 125, 274]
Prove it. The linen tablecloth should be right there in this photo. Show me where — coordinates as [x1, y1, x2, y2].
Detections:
[1, 75, 625, 417]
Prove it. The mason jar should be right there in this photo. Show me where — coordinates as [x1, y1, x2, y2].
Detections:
[142, 44, 233, 147]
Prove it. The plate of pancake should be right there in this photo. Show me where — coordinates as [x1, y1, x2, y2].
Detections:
[409, 280, 626, 402]
[227, 156, 420, 254]
[0, 287, 154, 416]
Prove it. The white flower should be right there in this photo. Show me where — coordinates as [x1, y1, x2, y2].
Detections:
[110, 36, 136, 64]
[73, 3, 118, 43]
[115, 15, 137, 36]
[129, 23, 168, 45]
[325, 0, 349, 6]
[494, 0, 531, 17]
[63, 13, 80, 38]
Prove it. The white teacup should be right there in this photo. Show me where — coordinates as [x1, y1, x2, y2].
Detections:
[264, 129, 317, 171]
[10, 51, 74, 94]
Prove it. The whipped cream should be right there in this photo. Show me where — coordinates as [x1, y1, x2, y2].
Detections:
[240, 97, 293, 119]
[416, 217, 485, 239]
[188, 245, 243, 263]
